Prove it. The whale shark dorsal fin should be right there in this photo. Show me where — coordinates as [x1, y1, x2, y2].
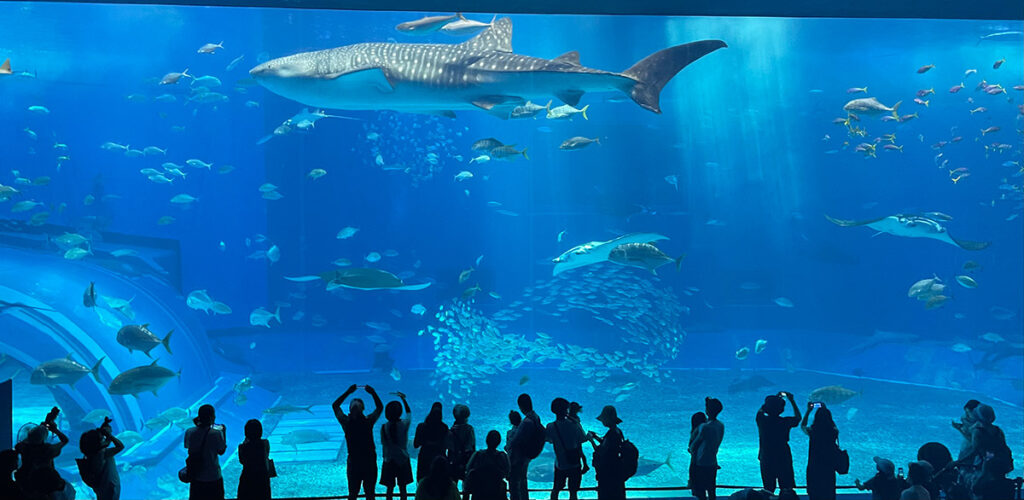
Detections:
[553, 51, 581, 66]
[460, 17, 512, 52]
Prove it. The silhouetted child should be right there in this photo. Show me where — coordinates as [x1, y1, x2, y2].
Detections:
[466, 430, 510, 500]
[381, 392, 413, 500]
[505, 410, 521, 456]
[447, 404, 475, 500]
[855, 456, 905, 500]
[334, 384, 384, 500]
[567, 402, 590, 475]
[78, 417, 124, 500]
[415, 402, 449, 482]
[237, 419, 272, 500]
[688, 412, 707, 487]
[1, 448, 21, 500]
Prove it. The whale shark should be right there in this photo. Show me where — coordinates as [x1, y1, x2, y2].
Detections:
[250, 18, 726, 117]
[553, 232, 669, 276]
[825, 214, 989, 250]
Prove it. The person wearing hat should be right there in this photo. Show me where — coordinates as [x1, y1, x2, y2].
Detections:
[546, 398, 587, 500]
[587, 405, 625, 500]
[755, 392, 801, 494]
[855, 456, 905, 500]
[184, 404, 228, 500]
[900, 461, 933, 500]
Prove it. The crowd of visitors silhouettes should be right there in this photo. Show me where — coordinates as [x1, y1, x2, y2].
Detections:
[0, 391, 1018, 500]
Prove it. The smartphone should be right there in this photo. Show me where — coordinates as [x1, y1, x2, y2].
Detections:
[897, 467, 904, 477]
[812, 402, 823, 409]
[778, 392, 788, 397]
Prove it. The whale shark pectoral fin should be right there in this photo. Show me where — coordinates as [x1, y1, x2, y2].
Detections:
[471, 96, 523, 118]
[951, 237, 990, 251]
[323, 67, 395, 93]
[556, 90, 585, 107]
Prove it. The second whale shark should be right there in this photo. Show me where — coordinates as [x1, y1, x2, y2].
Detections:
[250, 17, 726, 117]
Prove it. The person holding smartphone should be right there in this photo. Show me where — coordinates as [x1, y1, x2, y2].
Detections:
[755, 392, 801, 494]
[184, 404, 228, 500]
[802, 402, 840, 500]
[78, 416, 125, 500]
[16, 407, 74, 500]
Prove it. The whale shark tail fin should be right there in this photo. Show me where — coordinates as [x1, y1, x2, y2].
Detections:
[622, 40, 727, 114]
[953, 238, 990, 251]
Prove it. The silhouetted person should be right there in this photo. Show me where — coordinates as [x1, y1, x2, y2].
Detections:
[508, 394, 543, 500]
[466, 430, 510, 500]
[952, 400, 981, 461]
[17, 407, 73, 500]
[756, 392, 801, 493]
[237, 419, 271, 500]
[505, 411, 521, 457]
[415, 402, 450, 482]
[691, 397, 725, 500]
[78, 417, 124, 500]
[185, 404, 227, 500]
[566, 403, 590, 475]
[900, 461, 932, 500]
[688, 411, 707, 490]
[447, 404, 475, 500]
[802, 404, 839, 500]
[333, 384, 384, 500]
[855, 456, 906, 500]
[546, 398, 586, 500]
[916, 443, 952, 500]
[2, 448, 22, 500]
[416, 456, 460, 500]
[587, 405, 625, 500]
[381, 392, 413, 500]
[960, 404, 1014, 500]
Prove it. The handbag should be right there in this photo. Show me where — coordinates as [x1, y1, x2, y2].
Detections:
[179, 426, 211, 483]
[834, 437, 850, 475]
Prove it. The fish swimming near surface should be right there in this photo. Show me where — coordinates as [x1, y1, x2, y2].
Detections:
[30, 355, 104, 386]
[607, 242, 684, 275]
[250, 18, 726, 118]
[395, 13, 460, 35]
[116, 324, 173, 357]
[108, 359, 180, 397]
[285, 268, 431, 291]
[552, 232, 669, 276]
[825, 214, 989, 250]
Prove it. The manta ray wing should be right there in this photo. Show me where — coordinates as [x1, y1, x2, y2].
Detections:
[552, 232, 668, 276]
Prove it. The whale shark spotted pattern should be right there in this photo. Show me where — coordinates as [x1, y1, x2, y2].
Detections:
[250, 18, 726, 117]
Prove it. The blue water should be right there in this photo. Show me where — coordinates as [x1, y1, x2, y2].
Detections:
[1, 3, 1022, 499]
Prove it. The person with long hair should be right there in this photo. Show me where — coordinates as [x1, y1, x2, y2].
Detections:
[802, 403, 840, 500]
[237, 419, 271, 500]
[381, 392, 413, 500]
[414, 403, 449, 482]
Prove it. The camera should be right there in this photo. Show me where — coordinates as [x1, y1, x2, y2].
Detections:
[43, 406, 60, 428]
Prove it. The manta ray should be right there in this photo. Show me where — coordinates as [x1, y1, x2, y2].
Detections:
[250, 17, 726, 117]
[285, 268, 431, 291]
[825, 214, 989, 250]
[552, 233, 669, 276]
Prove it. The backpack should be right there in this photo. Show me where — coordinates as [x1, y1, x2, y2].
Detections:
[75, 456, 103, 489]
[619, 438, 639, 480]
[522, 415, 546, 460]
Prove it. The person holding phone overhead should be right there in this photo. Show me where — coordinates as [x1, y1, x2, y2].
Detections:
[184, 404, 228, 500]
[802, 402, 840, 500]
[334, 384, 385, 500]
[755, 392, 801, 494]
